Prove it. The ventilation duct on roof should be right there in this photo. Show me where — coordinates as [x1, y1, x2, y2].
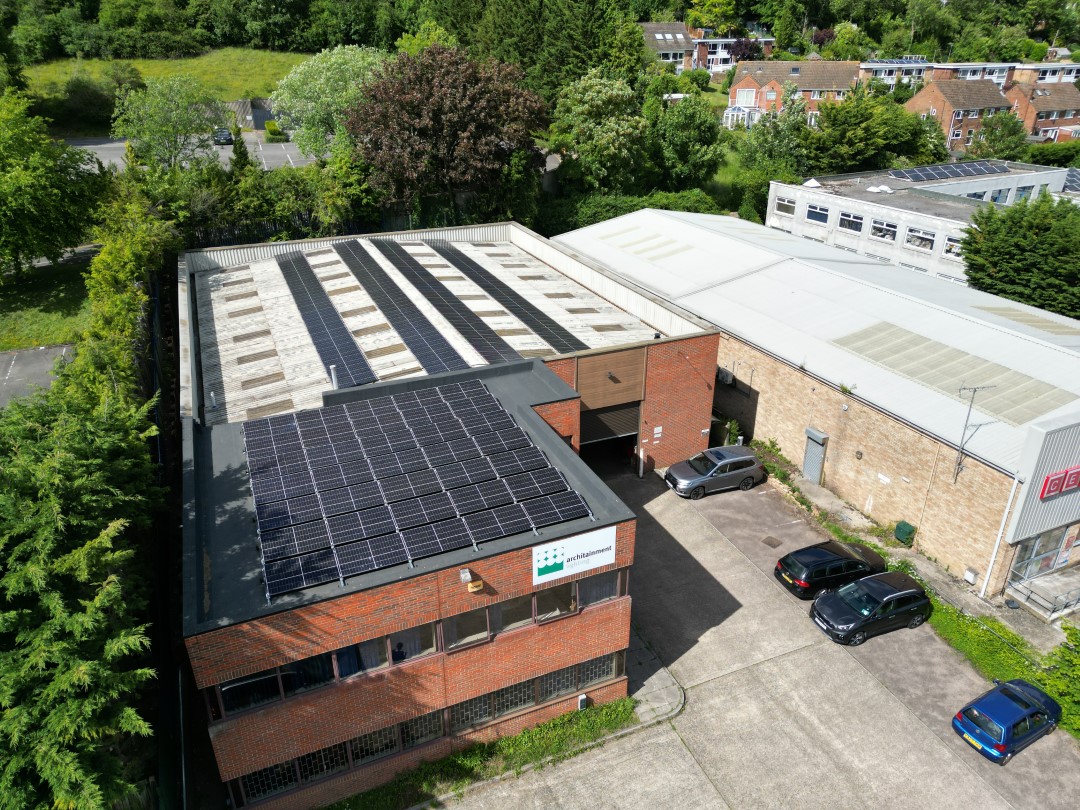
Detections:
[803, 178, 821, 187]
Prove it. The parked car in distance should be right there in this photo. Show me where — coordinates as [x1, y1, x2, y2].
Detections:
[952, 679, 1062, 766]
[213, 127, 234, 145]
[664, 445, 766, 499]
[774, 540, 887, 599]
[809, 571, 930, 646]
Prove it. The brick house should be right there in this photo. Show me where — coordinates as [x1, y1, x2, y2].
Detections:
[904, 79, 1012, 152]
[640, 23, 775, 76]
[723, 60, 860, 127]
[179, 225, 719, 807]
[1006, 82, 1080, 142]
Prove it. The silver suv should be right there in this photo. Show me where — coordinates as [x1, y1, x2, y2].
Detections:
[664, 445, 765, 500]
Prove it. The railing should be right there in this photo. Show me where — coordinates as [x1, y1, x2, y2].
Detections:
[1008, 580, 1080, 619]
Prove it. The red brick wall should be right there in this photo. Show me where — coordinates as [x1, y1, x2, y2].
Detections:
[250, 678, 628, 810]
[905, 84, 955, 143]
[186, 520, 635, 688]
[533, 399, 581, 452]
[209, 598, 631, 779]
[543, 357, 577, 388]
[639, 333, 719, 470]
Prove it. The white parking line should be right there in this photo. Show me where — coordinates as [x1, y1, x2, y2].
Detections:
[4, 354, 15, 380]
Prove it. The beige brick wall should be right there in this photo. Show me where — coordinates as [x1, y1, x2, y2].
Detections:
[715, 336, 1017, 593]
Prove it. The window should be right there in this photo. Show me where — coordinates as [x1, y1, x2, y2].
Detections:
[951, 129, 962, 139]
[944, 236, 963, 258]
[351, 726, 399, 765]
[443, 606, 490, 649]
[336, 638, 388, 678]
[1050, 111, 1059, 120]
[220, 671, 281, 714]
[451, 694, 492, 731]
[1015, 185, 1034, 201]
[1066, 110, 1077, 118]
[389, 624, 436, 663]
[952, 110, 963, 120]
[578, 571, 620, 607]
[790, 67, 800, 75]
[838, 212, 863, 233]
[241, 763, 298, 802]
[966, 129, 974, 136]
[968, 109, 978, 118]
[766, 90, 777, 101]
[805, 204, 829, 224]
[402, 710, 444, 748]
[810, 90, 824, 100]
[491, 593, 533, 632]
[735, 88, 755, 107]
[990, 187, 1009, 203]
[774, 196, 796, 216]
[493, 681, 536, 717]
[870, 219, 897, 241]
[280, 652, 335, 698]
[538, 665, 577, 702]
[297, 743, 349, 784]
[535, 582, 576, 621]
[835, 90, 846, 100]
[1037, 112, 1049, 121]
[905, 227, 935, 251]
[579, 654, 618, 687]
[966, 191, 986, 200]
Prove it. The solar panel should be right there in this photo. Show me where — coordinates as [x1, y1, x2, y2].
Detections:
[371, 239, 523, 365]
[889, 160, 1009, 182]
[334, 241, 471, 374]
[274, 252, 377, 388]
[425, 241, 590, 355]
[265, 548, 339, 596]
[1064, 168, 1080, 193]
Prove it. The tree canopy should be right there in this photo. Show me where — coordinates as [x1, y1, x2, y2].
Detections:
[0, 90, 106, 279]
[270, 45, 388, 158]
[962, 194, 1080, 319]
[967, 112, 1029, 161]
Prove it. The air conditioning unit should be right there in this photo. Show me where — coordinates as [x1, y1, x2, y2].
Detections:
[717, 368, 735, 385]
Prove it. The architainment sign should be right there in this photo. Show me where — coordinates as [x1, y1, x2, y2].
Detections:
[532, 526, 617, 585]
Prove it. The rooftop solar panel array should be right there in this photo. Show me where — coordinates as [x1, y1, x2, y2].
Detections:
[888, 160, 1009, 183]
[1064, 168, 1080, 193]
[242, 380, 593, 598]
[275, 253, 378, 388]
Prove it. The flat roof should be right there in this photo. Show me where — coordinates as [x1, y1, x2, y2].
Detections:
[182, 361, 635, 636]
[185, 232, 678, 425]
[555, 209, 1080, 474]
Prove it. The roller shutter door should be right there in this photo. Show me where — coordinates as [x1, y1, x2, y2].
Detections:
[580, 403, 641, 445]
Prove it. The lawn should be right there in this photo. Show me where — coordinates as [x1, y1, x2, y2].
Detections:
[0, 260, 91, 351]
[702, 81, 728, 111]
[25, 48, 311, 102]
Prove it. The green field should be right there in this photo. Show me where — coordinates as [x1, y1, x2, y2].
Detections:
[25, 48, 311, 101]
[0, 260, 91, 351]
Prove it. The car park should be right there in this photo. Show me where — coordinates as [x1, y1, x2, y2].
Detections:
[212, 127, 234, 145]
[952, 679, 1062, 766]
[664, 445, 766, 499]
[809, 571, 930, 646]
[774, 540, 886, 599]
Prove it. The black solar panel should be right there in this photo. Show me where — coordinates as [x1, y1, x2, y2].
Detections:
[1064, 168, 1080, 193]
[371, 239, 523, 365]
[243, 379, 593, 599]
[274, 252, 377, 388]
[888, 160, 1009, 182]
[334, 240, 470, 374]
[426, 241, 590, 355]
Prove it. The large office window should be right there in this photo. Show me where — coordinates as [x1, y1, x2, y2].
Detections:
[805, 204, 829, 224]
[870, 219, 897, 241]
[838, 212, 864, 233]
[905, 227, 936, 252]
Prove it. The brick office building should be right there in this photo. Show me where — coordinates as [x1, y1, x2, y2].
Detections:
[557, 209, 1080, 622]
[179, 225, 717, 807]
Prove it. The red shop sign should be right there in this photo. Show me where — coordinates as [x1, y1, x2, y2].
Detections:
[1040, 465, 1080, 499]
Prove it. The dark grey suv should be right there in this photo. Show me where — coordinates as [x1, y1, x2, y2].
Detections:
[664, 445, 766, 500]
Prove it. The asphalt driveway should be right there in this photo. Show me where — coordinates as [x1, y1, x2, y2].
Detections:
[450, 470, 1080, 809]
[0, 345, 70, 407]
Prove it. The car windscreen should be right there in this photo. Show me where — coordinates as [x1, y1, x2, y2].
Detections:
[835, 581, 881, 617]
[962, 707, 1004, 742]
[686, 453, 715, 475]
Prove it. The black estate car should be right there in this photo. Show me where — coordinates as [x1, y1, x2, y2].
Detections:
[809, 571, 930, 646]
[774, 540, 886, 599]
[213, 127, 234, 145]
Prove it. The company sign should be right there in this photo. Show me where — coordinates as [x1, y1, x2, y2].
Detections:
[533, 526, 617, 585]
[1039, 465, 1080, 500]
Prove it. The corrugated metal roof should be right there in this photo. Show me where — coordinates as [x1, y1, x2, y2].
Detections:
[555, 209, 1080, 472]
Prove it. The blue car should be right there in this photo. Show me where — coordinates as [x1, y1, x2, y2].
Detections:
[952, 679, 1062, 765]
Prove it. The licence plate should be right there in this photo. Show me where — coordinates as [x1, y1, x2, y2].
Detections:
[962, 733, 982, 751]
[782, 573, 793, 584]
[813, 616, 827, 630]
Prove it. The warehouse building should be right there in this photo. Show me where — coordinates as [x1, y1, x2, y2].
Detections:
[557, 209, 1080, 622]
[178, 225, 717, 807]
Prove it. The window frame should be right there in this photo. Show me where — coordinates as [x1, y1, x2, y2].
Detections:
[943, 236, 963, 259]
[870, 219, 897, 241]
[838, 212, 864, 233]
[805, 203, 830, 225]
[904, 227, 936, 252]
[774, 196, 796, 216]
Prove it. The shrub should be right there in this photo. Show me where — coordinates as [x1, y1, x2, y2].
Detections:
[682, 68, 711, 91]
[264, 119, 289, 142]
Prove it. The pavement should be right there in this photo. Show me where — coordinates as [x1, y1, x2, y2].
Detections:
[0, 345, 70, 407]
[66, 132, 315, 171]
[444, 468, 1080, 810]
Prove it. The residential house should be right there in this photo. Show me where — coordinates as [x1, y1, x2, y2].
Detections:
[723, 60, 859, 127]
[691, 27, 774, 75]
[640, 23, 695, 73]
[1007, 82, 1080, 142]
[640, 23, 775, 76]
[904, 79, 1012, 152]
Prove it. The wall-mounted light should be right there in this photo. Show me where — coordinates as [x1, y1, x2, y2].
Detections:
[459, 568, 483, 592]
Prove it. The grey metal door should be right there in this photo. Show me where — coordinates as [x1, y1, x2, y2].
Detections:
[803, 427, 828, 484]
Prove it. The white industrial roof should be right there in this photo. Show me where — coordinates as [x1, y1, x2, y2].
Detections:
[555, 210, 1080, 473]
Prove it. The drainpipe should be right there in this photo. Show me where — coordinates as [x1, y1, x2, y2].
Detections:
[980, 471, 1023, 599]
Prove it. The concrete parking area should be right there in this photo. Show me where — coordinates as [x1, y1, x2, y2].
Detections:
[449, 470, 1080, 809]
[0, 345, 70, 407]
[66, 134, 315, 170]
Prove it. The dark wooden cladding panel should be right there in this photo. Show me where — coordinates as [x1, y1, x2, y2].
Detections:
[576, 348, 645, 409]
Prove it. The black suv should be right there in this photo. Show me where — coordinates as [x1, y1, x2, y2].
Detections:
[774, 540, 886, 599]
[809, 571, 931, 646]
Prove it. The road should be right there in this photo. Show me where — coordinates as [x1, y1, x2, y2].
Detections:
[449, 468, 1080, 809]
[0, 346, 71, 407]
[66, 133, 315, 171]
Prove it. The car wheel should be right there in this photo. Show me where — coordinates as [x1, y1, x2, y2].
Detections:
[739, 476, 756, 491]
[690, 486, 705, 500]
[908, 614, 926, 629]
[847, 631, 867, 646]
[999, 752, 1013, 767]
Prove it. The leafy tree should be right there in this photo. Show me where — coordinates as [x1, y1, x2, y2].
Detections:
[0, 90, 106, 280]
[648, 95, 725, 190]
[729, 38, 763, 61]
[550, 68, 651, 194]
[346, 46, 546, 212]
[111, 75, 230, 170]
[395, 20, 458, 55]
[820, 21, 873, 60]
[967, 112, 1028, 160]
[270, 46, 388, 158]
[737, 83, 809, 215]
[962, 194, 1080, 319]
[687, 0, 738, 32]
[0, 17, 24, 91]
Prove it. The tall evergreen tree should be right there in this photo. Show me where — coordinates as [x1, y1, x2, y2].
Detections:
[532, 0, 619, 101]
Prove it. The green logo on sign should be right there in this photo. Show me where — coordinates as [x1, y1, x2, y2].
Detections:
[536, 547, 564, 577]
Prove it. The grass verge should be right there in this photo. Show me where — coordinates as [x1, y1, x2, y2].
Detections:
[0, 259, 91, 350]
[750, 437, 1080, 738]
[25, 48, 311, 102]
[329, 698, 638, 810]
